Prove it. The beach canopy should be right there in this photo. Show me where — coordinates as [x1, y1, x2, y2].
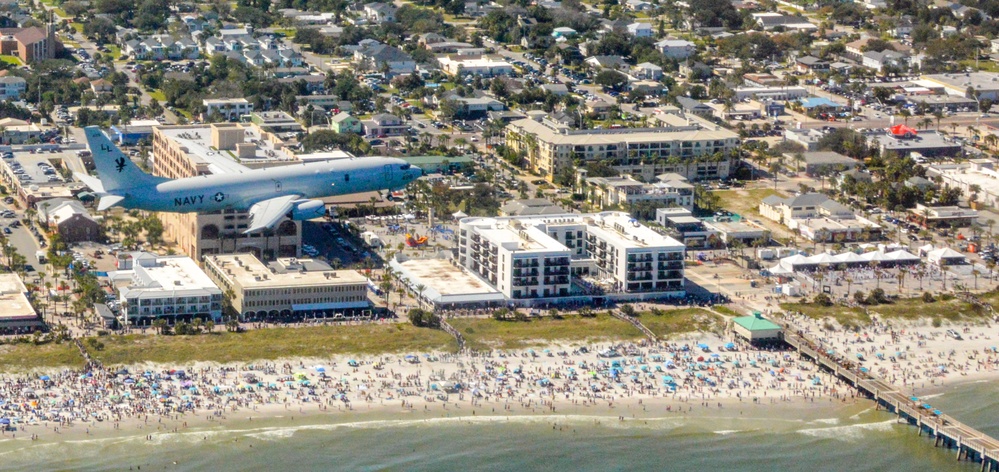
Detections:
[39, 375, 50, 381]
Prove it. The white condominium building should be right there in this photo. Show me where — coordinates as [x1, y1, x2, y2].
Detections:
[457, 212, 685, 300]
[116, 252, 224, 325]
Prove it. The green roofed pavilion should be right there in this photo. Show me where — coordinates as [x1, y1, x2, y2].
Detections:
[732, 315, 782, 342]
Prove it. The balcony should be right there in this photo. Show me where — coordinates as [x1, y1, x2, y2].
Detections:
[658, 261, 684, 270]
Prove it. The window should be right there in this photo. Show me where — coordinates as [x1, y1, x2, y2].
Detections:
[344, 174, 350, 182]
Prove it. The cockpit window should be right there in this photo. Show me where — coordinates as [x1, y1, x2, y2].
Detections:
[400, 163, 411, 170]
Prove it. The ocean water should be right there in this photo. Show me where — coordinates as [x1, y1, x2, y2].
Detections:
[1, 381, 996, 472]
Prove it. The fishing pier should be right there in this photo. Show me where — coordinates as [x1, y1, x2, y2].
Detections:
[777, 322, 999, 471]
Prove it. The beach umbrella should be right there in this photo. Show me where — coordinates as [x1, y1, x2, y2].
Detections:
[710, 354, 720, 359]
[123, 379, 135, 384]
[922, 404, 933, 409]
[933, 409, 942, 416]
[0, 419, 9, 425]
[39, 376, 50, 381]
[697, 343, 709, 350]
[724, 343, 736, 350]
[910, 396, 919, 402]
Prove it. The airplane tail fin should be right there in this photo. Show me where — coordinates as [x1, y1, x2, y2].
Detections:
[84, 126, 166, 192]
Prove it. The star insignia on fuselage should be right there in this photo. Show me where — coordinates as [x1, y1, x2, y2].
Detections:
[214, 192, 225, 203]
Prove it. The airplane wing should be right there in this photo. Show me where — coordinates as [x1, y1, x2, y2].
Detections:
[243, 194, 301, 234]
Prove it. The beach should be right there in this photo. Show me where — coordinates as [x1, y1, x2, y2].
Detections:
[1, 315, 997, 450]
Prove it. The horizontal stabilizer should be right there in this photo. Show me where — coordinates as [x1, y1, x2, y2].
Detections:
[74, 172, 105, 194]
[97, 195, 125, 211]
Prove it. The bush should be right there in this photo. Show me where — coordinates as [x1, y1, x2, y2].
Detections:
[922, 292, 935, 303]
[866, 288, 888, 305]
[853, 290, 866, 305]
[492, 307, 509, 321]
[619, 304, 637, 317]
[408, 308, 440, 328]
[931, 317, 942, 328]
[812, 293, 833, 306]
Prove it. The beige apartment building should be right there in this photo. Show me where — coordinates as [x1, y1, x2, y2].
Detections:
[152, 124, 303, 261]
[504, 118, 739, 182]
[203, 254, 370, 319]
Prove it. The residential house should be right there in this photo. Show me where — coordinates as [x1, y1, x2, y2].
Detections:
[331, 112, 362, 134]
[542, 83, 569, 96]
[760, 193, 881, 242]
[277, 74, 325, 93]
[353, 42, 416, 76]
[584, 100, 614, 119]
[862, 50, 908, 72]
[0, 75, 25, 99]
[751, 13, 817, 31]
[585, 55, 627, 70]
[124, 35, 200, 61]
[626, 0, 653, 11]
[632, 62, 663, 81]
[364, 3, 397, 23]
[363, 113, 407, 138]
[675, 96, 712, 116]
[90, 79, 113, 94]
[656, 39, 695, 59]
[627, 23, 653, 38]
[551, 27, 577, 38]
[795, 55, 829, 73]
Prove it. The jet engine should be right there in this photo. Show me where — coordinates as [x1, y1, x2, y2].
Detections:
[289, 199, 326, 220]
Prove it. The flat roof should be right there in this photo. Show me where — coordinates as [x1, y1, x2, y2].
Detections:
[464, 212, 684, 252]
[392, 257, 502, 302]
[478, 225, 567, 252]
[707, 220, 767, 233]
[123, 256, 220, 297]
[922, 72, 999, 92]
[869, 130, 960, 150]
[507, 118, 738, 146]
[156, 124, 297, 173]
[208, 254, 367, 289]
[0, 273, 34, 320]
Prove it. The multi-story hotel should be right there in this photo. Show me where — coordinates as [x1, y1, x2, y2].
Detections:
[504, 118, 739, 182]
[457, 212, 686, 300]
[152, 123, 303, 261]
[203, 254, 370, 319]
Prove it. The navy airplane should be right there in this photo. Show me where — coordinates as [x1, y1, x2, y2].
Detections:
[75, 126, 421, 233]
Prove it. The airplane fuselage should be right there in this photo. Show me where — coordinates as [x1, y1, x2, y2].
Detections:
[112, 157, 419, 213]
